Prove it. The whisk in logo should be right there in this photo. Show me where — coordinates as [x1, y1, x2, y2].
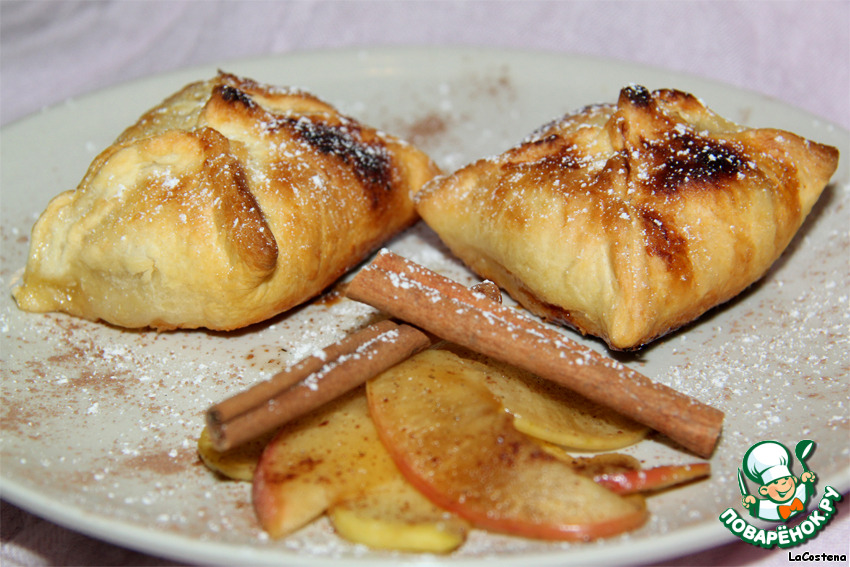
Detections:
[718, 440, 842, 549]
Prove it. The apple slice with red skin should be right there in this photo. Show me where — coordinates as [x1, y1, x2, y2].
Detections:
[252, 386, 469, 551]
[542, 445, 711, 495]
[367, 349, 648, 541]
[593, 463, 711, 494]
[252, 388, 398, 538]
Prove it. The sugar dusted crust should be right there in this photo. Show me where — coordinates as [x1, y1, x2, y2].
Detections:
[13, 72, 441, 330]
[415, 85, 839, 350]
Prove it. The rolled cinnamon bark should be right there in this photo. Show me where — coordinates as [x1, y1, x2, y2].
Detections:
[206, 319, 431, 451]
[345, 250, 724, 458]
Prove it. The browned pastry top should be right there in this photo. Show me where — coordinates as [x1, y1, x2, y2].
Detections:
[416, 85, 838, 349]
[14, 72, 440, 330]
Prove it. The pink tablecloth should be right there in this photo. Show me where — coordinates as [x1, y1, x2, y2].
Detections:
[2, 1, 848, 565]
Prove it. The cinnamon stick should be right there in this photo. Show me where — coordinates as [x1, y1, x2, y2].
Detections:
[206, 319, 430, 451]
[345, 250, 724, 458]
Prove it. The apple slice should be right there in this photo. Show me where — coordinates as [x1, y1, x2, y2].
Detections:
[542, 445, 710, 494]
[367, 349, 648, 541]
[329, 477, 469, 553]
[440, 345, 648, 451]
[592, 463, 711, 495]
[539, 447, 642, 477]
[252, 386, 468, 551]
[197, 425, 276, 481]
[253, 387, 401, 538]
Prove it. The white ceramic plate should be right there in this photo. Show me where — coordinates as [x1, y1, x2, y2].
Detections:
[1, 47, 848, 566]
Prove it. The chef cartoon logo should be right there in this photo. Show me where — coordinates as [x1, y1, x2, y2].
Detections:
[719, 439, 843, 549]
[739, 440, 816, 522]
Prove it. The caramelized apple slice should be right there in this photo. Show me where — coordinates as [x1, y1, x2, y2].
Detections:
[253, 388, 399, 538]
[542, 445, 710, 494]
[252, 386, 468, 551]
[486, 363, 648, 450]
[329, 477, 469, 553]
[197, 425, 276, 481]
[440, 345, 648, 450]
[367, 349, 648, 541]
[593, 463, 711, 494]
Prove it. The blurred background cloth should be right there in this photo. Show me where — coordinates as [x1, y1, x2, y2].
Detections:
[1, 1, 847, 566]
[2, 0, 848, 129]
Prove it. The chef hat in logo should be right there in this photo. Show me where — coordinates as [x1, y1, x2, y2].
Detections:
[743, 441, 793, 485]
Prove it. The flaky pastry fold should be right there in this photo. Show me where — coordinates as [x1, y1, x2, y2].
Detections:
[14, 72, 440, 330]
[415, 85, 839, 349]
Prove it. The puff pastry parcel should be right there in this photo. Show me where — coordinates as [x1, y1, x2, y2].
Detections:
[13, 72, 440, 330]
[416, 85, 839, 350]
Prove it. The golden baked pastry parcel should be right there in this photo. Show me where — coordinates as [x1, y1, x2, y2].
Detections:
[415, 85, 839, 350]
[13, 72, 440, 330]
